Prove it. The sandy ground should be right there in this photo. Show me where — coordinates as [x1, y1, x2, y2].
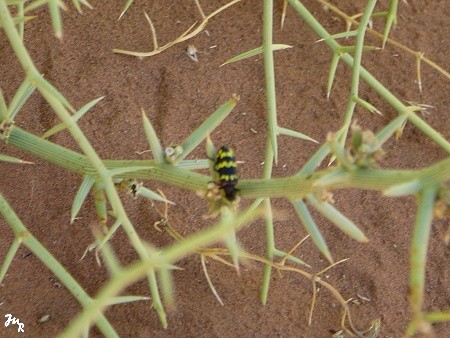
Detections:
[0, 0, 449, 337]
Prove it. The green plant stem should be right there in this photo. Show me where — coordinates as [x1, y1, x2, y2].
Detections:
[423, 312, 450, 323]
[42, 84, 168, 327]
[260, 134, 275, 304]
[7, 126, 208, 188]
[407, 186, 438, 333]
[93, 181, 107, 224]
[94, 231, 122, 277]
[6, 125, 450, 200]
[262, 0, 279, 164]
[260, 197, 274, 304]
[0, 237, 21, 284]
[287, 0, 450, 153]
[48, 0, 62, 38]
[59, 203, 261, 338]
[260, 0, 282, 305]
[0, 3, 167, 326]
[382, 0, 398, 48]
[0, 88, 7, 120]
[16, 2, 24, 39]
[297, 143, 331, 175]
[0, 193, 118, 337]
[242, 160, 450, 198]
[338, 0, 377, 147]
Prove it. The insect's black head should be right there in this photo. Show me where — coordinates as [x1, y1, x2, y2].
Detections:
[222, 185, 239, 201]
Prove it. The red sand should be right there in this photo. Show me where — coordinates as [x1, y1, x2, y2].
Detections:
[1, 1, 449, 337]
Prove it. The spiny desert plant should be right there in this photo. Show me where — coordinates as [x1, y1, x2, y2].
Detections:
[1, 1, 449, 337]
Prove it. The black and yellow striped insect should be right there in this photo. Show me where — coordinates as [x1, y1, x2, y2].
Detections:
[214, 146, 239, 201]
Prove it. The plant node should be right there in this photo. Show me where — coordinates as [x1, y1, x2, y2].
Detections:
[164, 145, 183, 162]
[348, 122, 385, 168]
[201, 182, 240, 218]
[318, 190, 335, 203]
[127, 180, 142, 198]
[0, 120, 13, 140]
[433, 185, 449, 219]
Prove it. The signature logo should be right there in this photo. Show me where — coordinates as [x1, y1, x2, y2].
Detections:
[4, 314, 25, 333]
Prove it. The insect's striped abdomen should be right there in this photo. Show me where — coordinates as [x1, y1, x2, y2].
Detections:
[214, 146, 239, 201]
